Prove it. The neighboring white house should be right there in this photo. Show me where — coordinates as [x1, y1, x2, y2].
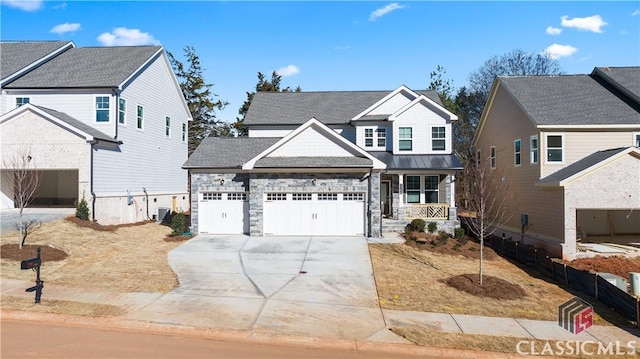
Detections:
[184, 86, 462, 237]
[473, 67, 640, 260]
[0, 41, 192, 224]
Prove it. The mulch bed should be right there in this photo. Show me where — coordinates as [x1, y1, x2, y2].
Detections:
[566, 256, 640, 279]
[404, 232, 498, 260]
[64, 216, 155, 232]
[163, 235, 192, 242]
[0, 244, 68, 261]
[441, 274, 527, 300]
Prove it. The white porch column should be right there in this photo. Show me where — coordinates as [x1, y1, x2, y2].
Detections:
[450, 174, 456, 207]
[398, 173, 404, 208]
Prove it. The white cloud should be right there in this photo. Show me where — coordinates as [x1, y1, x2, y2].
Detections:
[560, 15, 607, 33]
[546, 26, 562, 35]
[541, 44, 578, 59]
[97, 27, 159, 46]
[276, 65, 300, 77]
[1, 0, 43, 11]
[369, 2, 405, 21]
[632, 9, 640, 16]
[50, 22, 80, 34]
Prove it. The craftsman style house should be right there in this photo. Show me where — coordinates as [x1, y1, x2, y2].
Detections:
[185, 86, 462, 237]
[473, 67, 640, 260]
[1, 41, 192, 224]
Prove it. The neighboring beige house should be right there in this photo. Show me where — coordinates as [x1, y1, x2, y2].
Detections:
[1, 41, 192, 224]
[473, 66, 640, 260]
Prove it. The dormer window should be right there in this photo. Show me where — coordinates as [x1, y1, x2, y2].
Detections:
[363, 127, 386, 149]
[365, 128, 374, 147]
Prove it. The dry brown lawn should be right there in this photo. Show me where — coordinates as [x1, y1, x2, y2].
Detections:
[1, 217, 181, 293]
[370, 243, 630, 326]
[1, 295, 125, 317]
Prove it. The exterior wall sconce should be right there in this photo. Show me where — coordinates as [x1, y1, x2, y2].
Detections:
[219, 179, 225, 185]
[311, 178, 317, 186]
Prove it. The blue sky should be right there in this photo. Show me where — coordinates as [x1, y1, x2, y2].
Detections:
[1, 1, 639, 124]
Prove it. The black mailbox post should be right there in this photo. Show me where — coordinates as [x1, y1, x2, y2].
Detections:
[20, 247, 43, 303]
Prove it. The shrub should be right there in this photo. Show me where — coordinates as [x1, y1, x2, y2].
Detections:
[171, 212, 187, 236]
[408, 219, 426, 232]
[427, 222, 438, 233]
[454, 227, 465, 240]
[76, 196, 89, 220]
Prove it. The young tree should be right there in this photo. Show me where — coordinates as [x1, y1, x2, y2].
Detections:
[235, 71, 301, 137]
[461, 155, 515, 285]
[168, 46, 228, 154]
[2, 146, 41, 249]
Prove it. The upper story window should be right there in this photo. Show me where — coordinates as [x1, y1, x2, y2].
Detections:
[165, 117, 171, 137]
[182, 123, 187, 142]
[137, 105, 144, 129]
[635, 133, 640, 148]
[364, 128, 374, 147]
[96, 96, 109, 122]
[118, 98, 126, 125]
[514, 139, 521, 166]
[432, 126, 446, 151]
[16, 97, 29, 108]
[546, 134, 563, 162]
[490, 146, 496, 169]
[530, 135, 538, 164]
[377, 128, 386, 147]
[399, 127, 412, 151]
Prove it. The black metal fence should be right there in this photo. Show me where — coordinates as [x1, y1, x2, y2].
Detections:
[484, 234, 639, 328]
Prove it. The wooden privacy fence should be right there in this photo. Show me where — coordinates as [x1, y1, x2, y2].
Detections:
[485, 234, 640, 328]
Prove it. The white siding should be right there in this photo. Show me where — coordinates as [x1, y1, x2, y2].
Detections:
[93, 54, 189, 196]
[368, 92, 413, 115]
[392, 105, 451, 155]
[249, 125, 348, 139]
[354, 123, 390, 151]
[268, 127, 354, 157]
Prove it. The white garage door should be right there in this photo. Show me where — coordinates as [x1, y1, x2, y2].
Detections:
[263, 192, 365, 236]
[199, 192, 249, 234]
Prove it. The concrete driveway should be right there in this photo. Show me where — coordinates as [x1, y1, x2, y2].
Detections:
[127, 235, 388, 340]
[0, 208, 75, 234]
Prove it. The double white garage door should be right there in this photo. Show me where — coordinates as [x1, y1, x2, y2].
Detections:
[198, 191, 365, 236]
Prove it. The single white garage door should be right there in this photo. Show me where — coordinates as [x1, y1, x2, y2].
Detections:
[263, 192, 365, 236]
[199, 192, 249, 234]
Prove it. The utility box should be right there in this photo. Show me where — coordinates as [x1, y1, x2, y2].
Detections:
[157, 207, 170, 223]
[630, 272, 640, 296]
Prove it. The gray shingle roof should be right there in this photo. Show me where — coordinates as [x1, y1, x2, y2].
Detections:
[5, 46, 162, 88]
[538, 147, 630, 184]
[254, 157, 372, 168]
[593, 66, 640, 104]
[34, 105, 118, 143]
[183, 137, 280, 168]
[370, 152, 463, 170]
[499, 70, 640, 126]
[244, 89, 442, 126]
[1, 41, 72, 82]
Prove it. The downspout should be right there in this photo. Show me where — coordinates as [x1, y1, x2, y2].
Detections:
[367, 169, 373, 238]
[90, 141, 97, 222]
[113, 89, 121, 140]
[143, 187, 150, 220]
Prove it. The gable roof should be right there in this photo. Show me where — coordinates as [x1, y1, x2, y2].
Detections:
[0, 104, 119, 143]
[497, 68, 640, 127]
[1, 41, 73, 86]
[4, 46, 163, 89]
[244, 89, 441, 126]
[592, 66, 640, 105]
[537, 147, 639, 187]
[183, 137, 279, 169]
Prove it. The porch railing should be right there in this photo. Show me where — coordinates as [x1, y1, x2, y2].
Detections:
[404, 204, 449, 220]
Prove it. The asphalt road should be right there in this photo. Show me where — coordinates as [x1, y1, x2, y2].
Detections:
[0, 208, 74, 234]
[1, 320, 433, 359]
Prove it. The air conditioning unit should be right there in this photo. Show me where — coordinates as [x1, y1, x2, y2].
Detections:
[157, 207, 170, 223]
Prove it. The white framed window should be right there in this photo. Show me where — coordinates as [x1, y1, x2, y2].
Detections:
[514, 139, 521, 166]
[546, 134, 563, 162]
[634, 133, 640, 148]
[432, 126, 446, 151]
[377, 128, 386, 147]
[399, 127, 412, 151]
[318, 193, 338, 201]
[227, 193, 247, 201]
[424, 175, 439, 203]
[266, 193, 286, 201]
[136, 105, 144, 129]
[530, 135, 538, 164]
[16, 97, 29, 108]
[118, 98, 126, 125]
[182, 123, 187, 142]
[364, 128, 374, 147]
[165, 117, 171, 137]
[202, 192, 222, 201]
[490, 146, 496, 169]
[292, 193, 312, 201]
[405, 175, 420, 203]
[96, 96, 109, 122]
[343, 193, 364, 201]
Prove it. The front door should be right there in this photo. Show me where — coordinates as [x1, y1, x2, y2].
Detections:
[381, 181, 391, 217]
